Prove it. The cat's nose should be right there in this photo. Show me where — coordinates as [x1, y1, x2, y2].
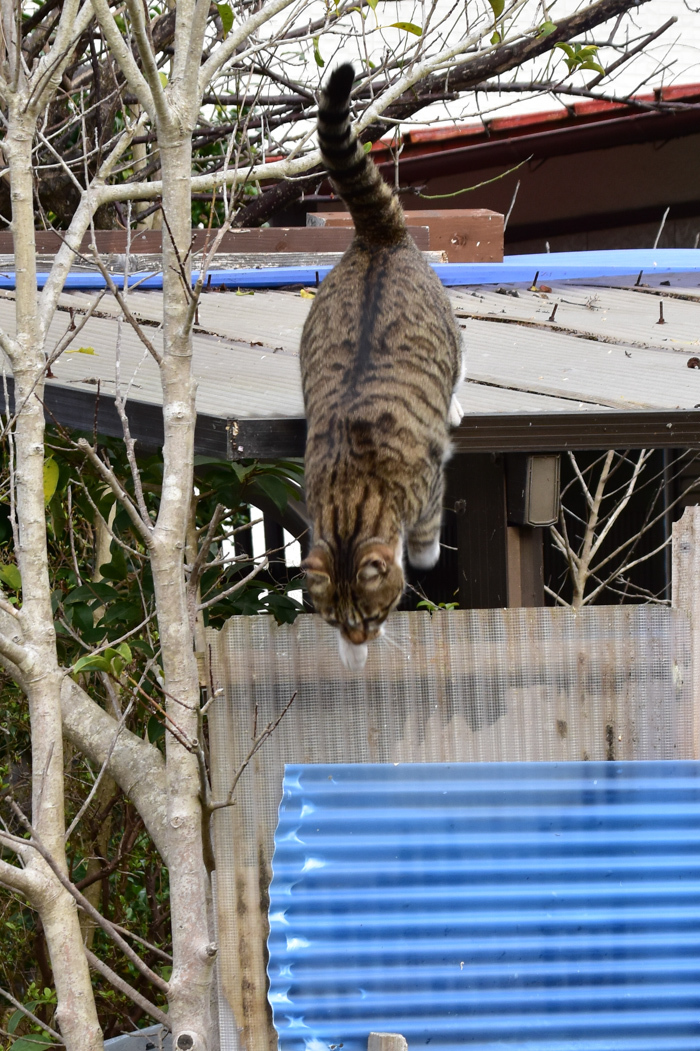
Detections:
[345, 627, 366, 645]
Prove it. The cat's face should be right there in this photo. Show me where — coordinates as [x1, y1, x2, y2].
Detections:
[302, 540, 404, 666]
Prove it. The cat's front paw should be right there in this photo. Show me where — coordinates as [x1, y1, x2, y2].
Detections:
[448, 394, 464, 428]
[338, 633, 369, 671]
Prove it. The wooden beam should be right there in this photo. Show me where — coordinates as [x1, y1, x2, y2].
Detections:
[310, 208, 503, 262]
[368, 1035, 408, 1051]
[0, 226, 430, 255]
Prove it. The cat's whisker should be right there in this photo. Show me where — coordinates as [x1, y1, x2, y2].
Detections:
[378, 630, 411, 661]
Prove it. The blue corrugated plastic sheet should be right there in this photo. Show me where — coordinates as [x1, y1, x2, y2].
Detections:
[2, 248, 700, 290]
[268, 762, 700, 1051]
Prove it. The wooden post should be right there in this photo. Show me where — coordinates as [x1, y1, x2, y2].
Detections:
[506, 526, 544, 607]
[671, 505, 700, 758]
[368, 1034, 408, 1051]
[447, 453, 508, 609]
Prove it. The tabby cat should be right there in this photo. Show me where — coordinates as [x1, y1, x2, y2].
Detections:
[300, 62, 463, 671]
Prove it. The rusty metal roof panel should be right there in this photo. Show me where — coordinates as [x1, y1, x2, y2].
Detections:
[3, 279, 700, 431]
[450, 286, 700, 355]
[460, 316, 700, 410]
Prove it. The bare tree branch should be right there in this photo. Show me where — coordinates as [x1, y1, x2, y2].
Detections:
[84, 948, 170, 1028]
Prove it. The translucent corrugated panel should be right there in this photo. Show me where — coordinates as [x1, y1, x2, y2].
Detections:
[269, 761, 700, 1051]
[207, 607, 693, 1051]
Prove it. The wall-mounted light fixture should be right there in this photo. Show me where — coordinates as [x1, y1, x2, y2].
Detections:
[506, 454, 561, 528]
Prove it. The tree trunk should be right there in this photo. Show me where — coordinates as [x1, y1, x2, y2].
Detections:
[154, 128, 215, 1051]
[4, 98, 104, 1051]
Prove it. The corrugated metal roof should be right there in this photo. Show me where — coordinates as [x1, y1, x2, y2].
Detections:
[268, 760, 700, 1051]
[5, 267, 700, 424]
[209, 606, 694, 1051]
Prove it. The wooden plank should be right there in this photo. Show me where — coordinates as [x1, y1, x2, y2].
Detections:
[368, 1035, 408, 1051]
[0, 225, 430, 255]
[309, 207, 503, 262]
[506, 526, 545, 607]
[672, 505, 700, 759]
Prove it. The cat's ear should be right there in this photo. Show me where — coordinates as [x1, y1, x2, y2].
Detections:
[356, 544, 395, 585]
[302, 547, 331, 582]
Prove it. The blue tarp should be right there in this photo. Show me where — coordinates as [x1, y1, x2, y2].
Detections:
[5, 248, 700, 290]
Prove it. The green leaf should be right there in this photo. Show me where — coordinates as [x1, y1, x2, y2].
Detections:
[366, 0, 378, 8]
[579, 59, 605, 74]
[265, 591, 304, 625]
[114, 643, 132, 662]
[363, 141, 373, 153]
[147, 715, 165, 744]
[43, 457, 59, 505]
[216, 2, 234, 37]
[313, 35, 324, 67]
[389, 21, 422, 35]
[9, 1038, 56, 1051]
[98, 546, 128, 583]
[487, 0, 505, 18]
[490, 29, 501, 44]
[555, 41, 575, 59]
[64, 346, 95, 355]
[7, 1005, 37, 1036]
[0, 564, 21, 591]
[158, 71, 168, 87]
[230, 462, 255, 483]
[537, 19, 557, 36]
[194, 455, 228, 467]
[73, 654, 111, 675]
[99, 599, 143, 626]
[253, 475, 289, 513]
[64, 582, 119, 606]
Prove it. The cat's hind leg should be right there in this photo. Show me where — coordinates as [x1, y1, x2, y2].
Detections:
[449, 345, 466, 427]
[407, 530, 441, 570]
[407, 471, 444, 570]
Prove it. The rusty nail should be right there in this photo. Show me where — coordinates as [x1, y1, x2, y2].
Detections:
[548, 304, 558, 322]
[657, 302, 665, 325]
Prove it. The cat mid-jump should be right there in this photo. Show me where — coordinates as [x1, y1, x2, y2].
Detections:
[300, 63, 463, 670]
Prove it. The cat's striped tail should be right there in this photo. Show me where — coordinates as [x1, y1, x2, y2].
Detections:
[318, 63, 406, 247]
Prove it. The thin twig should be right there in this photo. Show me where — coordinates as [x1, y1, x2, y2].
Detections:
[0, 986, 63, 1043]
[65, 695, 136, 841]
[197, 557, 268, 612]
[207, 691, 297, 813]
[84, 948, 169, 1028]
[87, 249, 163, 365]
[5, 799, 169, 995]
[76, 438, 153, 547]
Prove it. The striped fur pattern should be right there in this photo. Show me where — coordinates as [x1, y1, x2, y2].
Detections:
[300, 63, 463, 670]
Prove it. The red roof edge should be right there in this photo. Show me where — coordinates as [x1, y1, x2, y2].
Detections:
[369, 82, 700, 160]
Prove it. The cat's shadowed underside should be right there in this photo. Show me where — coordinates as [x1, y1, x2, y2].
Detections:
[300, 62, 463, 670]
